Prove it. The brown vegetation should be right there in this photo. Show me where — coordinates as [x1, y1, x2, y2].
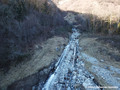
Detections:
[54, 0, 120, 34]
[0, 0, 71, 68]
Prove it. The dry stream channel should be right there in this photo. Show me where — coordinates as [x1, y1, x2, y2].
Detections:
[33, 29, 101, 90]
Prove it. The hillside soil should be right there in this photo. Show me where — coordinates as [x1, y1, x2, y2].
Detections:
[79, 33, 120, 89]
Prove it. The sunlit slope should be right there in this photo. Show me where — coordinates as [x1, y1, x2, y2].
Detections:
[55, 0, 120, 21]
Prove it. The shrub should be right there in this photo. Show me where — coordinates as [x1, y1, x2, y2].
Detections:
[0, 0, 71, 68]
[117, 22, 120, 34]
[10, 0, 27, 21]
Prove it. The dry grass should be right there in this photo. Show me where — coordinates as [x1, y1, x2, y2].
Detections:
[56, 0, 120, 22]
[79, 34, 120, 68]
[0, 36, 68, 89]
[79, 34, 120, 89]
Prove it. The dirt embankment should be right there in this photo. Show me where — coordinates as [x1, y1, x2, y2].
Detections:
[79, 34, 120, 64]
[79, 34, 120, 89]
[0, 36, 68, 90]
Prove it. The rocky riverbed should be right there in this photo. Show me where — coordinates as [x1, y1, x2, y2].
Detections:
[32, 29, 100, 90]
[6, 29, 120, 90]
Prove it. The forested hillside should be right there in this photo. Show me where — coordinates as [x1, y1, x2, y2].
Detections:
[0, 0, 71, 68]
[55, 0, 120, 34]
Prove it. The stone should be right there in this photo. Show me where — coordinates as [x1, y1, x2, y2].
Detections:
[40, 29, 100, 90]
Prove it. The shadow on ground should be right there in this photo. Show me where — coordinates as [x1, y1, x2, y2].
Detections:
[0, 0, 120, 90]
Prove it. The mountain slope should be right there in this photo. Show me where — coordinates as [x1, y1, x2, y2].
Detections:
[56, 0, 120, 21]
